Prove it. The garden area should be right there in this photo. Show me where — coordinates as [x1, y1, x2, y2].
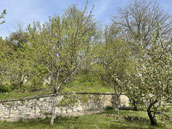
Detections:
[0, 0, 172, 128]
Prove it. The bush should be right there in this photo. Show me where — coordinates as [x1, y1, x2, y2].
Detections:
[0, 84, 11, 93]
[104, 106, 114, 111]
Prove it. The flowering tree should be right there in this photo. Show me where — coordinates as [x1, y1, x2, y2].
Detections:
[128, 31, 172, 125]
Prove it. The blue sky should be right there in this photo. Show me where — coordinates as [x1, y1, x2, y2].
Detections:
[0, 0, 172, 38]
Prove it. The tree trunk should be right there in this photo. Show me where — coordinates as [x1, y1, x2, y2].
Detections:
[147, 99, 158, 125]
[19, 72, 23, 90]
[132, 99, 138, 111]
[50, 97, 57, 126]
[116, 94, 120, 114]
[112, 93, 120, 114]
[147, 109, 157, 125]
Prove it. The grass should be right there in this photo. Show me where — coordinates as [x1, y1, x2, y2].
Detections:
[0, 79, 113, 100]
[0, 110, 171, 129]
[62, 82, 113, 93]
[0, 88, 52, 100]
[62, 73, 113, 93]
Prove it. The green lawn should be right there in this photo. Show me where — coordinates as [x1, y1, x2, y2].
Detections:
[0, 110, 171, 129]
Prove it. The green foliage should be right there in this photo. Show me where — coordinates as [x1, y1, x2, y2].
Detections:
[104, 106, 114, 111]
[95, 26, 133, 94]
[0, 9, 6, 24]
[0, 84, 11, 93]
[25, 4, 97, 93]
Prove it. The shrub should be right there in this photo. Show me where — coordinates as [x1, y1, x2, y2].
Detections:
[0, 84, 11, 93]
[104, 106, 114, 111]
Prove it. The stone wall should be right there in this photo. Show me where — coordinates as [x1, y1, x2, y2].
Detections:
[0, 94, 129, 121]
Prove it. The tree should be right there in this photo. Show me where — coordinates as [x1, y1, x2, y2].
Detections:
[0, 37, 11, 84]
[127, 30, 172, 125]
[111, 0, 172, 113]
[123, 59, 141, 111]
[27, 3, 96, 125]
[7, 24, 29, 49]
[0, 9, 7, 78]
[5, 27, 32, 90]
[96, 25, 132, 113]
[113, 0, 172, 49]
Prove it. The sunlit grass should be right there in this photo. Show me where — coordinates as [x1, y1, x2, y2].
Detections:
[0, 110, 171, 129]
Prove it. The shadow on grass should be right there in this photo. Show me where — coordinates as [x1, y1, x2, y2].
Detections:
[0, 111, 170, 129]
